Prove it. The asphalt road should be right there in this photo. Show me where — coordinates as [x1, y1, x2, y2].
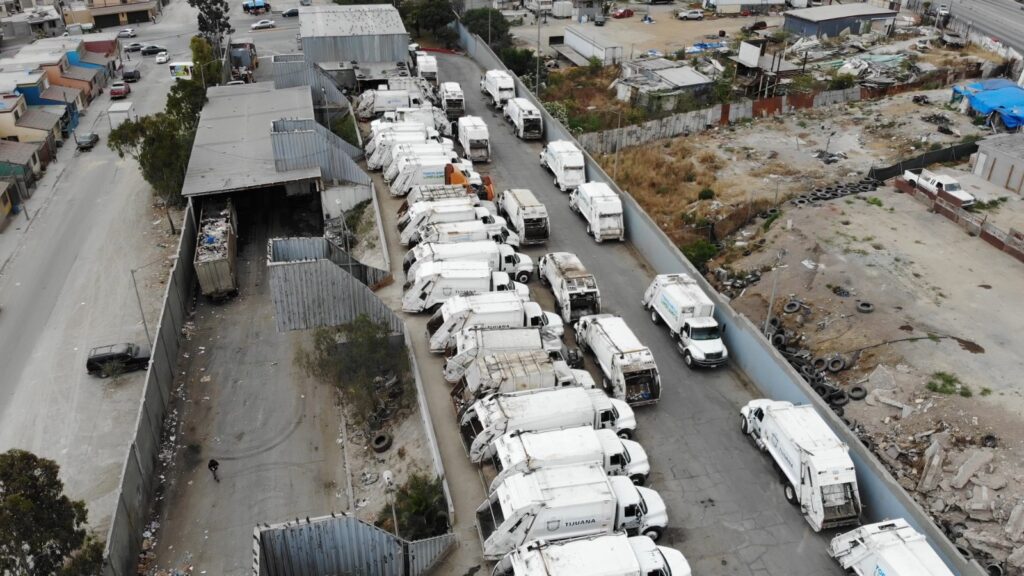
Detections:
[947, 0, 1024, 53]
[427, 53, 845, 575]
[0, 2, 202, 531]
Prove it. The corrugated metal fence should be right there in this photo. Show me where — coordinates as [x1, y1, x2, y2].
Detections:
[455, 20, 985, 576]
[578, 87, 861, 155]
[267, 237, 400, 332]
[102, 204, 198, 576]
[272, 119, 369, 184]
[253, 515, 455, 576]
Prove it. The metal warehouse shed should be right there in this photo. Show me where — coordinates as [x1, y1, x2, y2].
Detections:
[973, 134, 1024, 195]
[704, 0, 785, 16]
[783, 4, 897, 38]
[298, 4, 409, 64]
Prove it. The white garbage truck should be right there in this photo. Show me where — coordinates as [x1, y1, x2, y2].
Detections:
[415, 51, 438, 84]
[538, 252, 601, 323]
[458, 116, 491, 163]
[426, 292, 562, 353]
[391, 159, 482, 198]
[540, 141, 586, 192]
[575, 314, 661, 407]
[416, 220, 521, 248]
[404, 241, 534, 282]
[740, 399, 863, 532]
[460, 387, 637, 463]
[443, 327, 576, 383]
[497, 188, 549, 245]
[481, 69, 516, 107]
[827, 519, 954, 576]
[643, 273, 728, 368]
[570, 182, 625, 242]
[503, 97, 543, 140]
[439, 81, 465, 120]
[402, 261, 530, 313]
[367, 129, 432, 170]
[488, 426, 651, 491]
[492, 534, 692, 576]
[398, 202, 501, 246]
[476, 463, 668, 560]
[451, 350, 595, 413]
[381, 143, 458, 178]
[401, 184, 474, 213]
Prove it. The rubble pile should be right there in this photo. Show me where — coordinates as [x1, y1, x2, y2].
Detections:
[195, 214, 233, 264]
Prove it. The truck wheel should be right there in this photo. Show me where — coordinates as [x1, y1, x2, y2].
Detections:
[650, 310, 660, 324]
[539, 274, 549, 287]
[740, 416, 749, 434]
[783, 482, 798, 505]
[630, 474, 646, 486]
[515, 271, 531, 283]
[643, 527, 663, 542]
[617, 429, 633, 440]
[683, 351, 695, 368]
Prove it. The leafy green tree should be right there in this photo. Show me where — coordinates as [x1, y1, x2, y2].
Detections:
[413, 0, 455, 37]
[0, 449, 98, 576]
[462, 8, 510, 47]
[378, 473, 449, 540]
[680, 239, 718, 272]
[189, 36, 223, 87]
[108, 113, 194, 207]
[827, 73, 856, 90]
[187, 0, 233, 47]
[58, 535, 104, 576]
[165, 78, 208, 130]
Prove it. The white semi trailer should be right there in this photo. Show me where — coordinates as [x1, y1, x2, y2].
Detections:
[740, 399, 862, 532]
[459, 387, 637, 463]
[476, 463, 668, 560]
[643, 273, 728, 368]
[488, 426, 651, 491]
[575, 314, 661, 406]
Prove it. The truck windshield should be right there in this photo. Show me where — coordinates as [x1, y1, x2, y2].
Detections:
[470, 139, 488, 147]
[638, 493, 648, 515]
[944, 182, 962, 192]
[691, 326, 720, 340]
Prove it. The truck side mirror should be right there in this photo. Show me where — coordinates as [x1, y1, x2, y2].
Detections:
[721, 323, 727, 334]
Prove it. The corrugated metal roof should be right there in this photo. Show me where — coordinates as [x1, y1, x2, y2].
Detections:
[16, 108, 60, 131]
[785, 3, 896, 22]
[654, 65, 712, 88]
[299, 4, 406, 39]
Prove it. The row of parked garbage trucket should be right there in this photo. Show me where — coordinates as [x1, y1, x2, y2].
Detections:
[359, 67, 956, 576]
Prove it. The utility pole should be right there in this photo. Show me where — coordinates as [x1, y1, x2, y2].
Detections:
[131, 268, 152, 348]
[614, 109, 622, 179]
[762, 250, 786, 336]
[535, 10, 542, 96]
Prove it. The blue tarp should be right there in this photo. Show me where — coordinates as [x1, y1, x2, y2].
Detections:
[952, 79, 1024, 130]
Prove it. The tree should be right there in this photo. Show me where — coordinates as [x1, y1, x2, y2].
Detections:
[187, 0, 233, 47]
[462, 8, 510, 48]
[108, 113, 194, 207]
[189, 36, 223, 87]
[0, 450, 93, 576]
[58, 536, 104, 576]
[165, 78, 208, 130]
[412, 0, 455, 37]
[378, 473, 448, 540]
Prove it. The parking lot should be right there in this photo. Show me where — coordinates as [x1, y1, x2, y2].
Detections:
[370, 53, 846, 575]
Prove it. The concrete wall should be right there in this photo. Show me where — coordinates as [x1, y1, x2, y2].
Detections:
[102, 204, 198, 576]
[976, 140, 1024, 195]
[455, 20, 985, 576]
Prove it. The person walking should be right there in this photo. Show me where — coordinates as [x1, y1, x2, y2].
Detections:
[207, 458, 220, 482]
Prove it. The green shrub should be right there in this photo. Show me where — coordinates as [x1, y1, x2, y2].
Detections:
[680, 239, 718, 271]
[698, 187, 715, 200]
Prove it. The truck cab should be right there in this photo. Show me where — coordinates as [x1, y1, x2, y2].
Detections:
[676, 317, 727, 367]
[643, 273, 727, 368]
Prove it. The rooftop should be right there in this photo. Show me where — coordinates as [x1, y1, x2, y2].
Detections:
[621, 58, 713, 92]
[63, 65, 99, 82]
[784, 3, 897, 22]
[977, 133, 1024, 159]
[41, 85, 82, 103]
[299, 4, 406, 39]
[182, 82, 321, 198]
[0, 140, 40, 165]
[26, 37, 84, 52]
[16, 108, 60, 131]
[2, 5, 61, 23]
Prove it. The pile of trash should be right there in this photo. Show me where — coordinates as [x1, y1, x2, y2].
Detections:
[195, 213, 233, 264]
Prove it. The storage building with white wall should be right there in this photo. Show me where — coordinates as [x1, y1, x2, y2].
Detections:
[298, 4, 409, 64]
[973, 133, 1024, 195]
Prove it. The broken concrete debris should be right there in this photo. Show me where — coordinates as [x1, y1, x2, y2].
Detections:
[952, 450, 995, 490]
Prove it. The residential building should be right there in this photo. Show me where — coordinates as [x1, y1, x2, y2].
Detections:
[298, 4, 409, 64]
[0, 180, 12, 222]
[0, 48, 102, 102]
[729, 40, 801, 97]
[616, 57, 714, 111]
[973, 134, 1024, 195]
[0, 139, 43, 184]
[29, 37, 117, 80]
[1, 4, 64, 38]
[0, 92, 61, 164]
[0, 70, 82, 136]
[783, 4, 898, 38]
[83, 0, 159, 28]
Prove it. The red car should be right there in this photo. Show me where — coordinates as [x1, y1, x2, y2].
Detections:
[110, 81, 130, 99]
[612, 8, 634, 17]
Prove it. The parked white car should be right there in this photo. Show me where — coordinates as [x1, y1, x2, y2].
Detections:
[155, 51, 169, 64]
[677, 9, 704, 19]
[117, 28, 136, 38]
[251, 19, 275, 29]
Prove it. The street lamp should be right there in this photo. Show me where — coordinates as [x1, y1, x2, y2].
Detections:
[131, 257, 165, 347]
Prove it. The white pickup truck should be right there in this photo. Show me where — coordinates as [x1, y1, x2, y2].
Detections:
[903, 168, 975, 207]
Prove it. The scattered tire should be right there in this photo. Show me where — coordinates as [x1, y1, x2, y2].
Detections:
[986, 563, 1004, 576]
[956, 546, 974, 561]
[766, 208, 780, 216]
[371, 432, 393, 453]
[793, 198, 809, 206]
[768, 317, 782, 331]
[828, 389, 850, 407]
[842, 417, 855, 429]
[813, 383, 829, 398]
[812, 357, 828, 371]
[982, 434, 998, 448]
[827, 357, 846, 373]
[783, 301, 801, 314]
[771, 333, 787, 347]
[857, 301, 875, 313]
[848, 386, 868, 401]
[832, 405, 845, 417]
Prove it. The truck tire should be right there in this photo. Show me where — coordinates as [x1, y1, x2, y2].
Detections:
[740, 416, 749, 434]
[617, 429, 633, 440]
[630, 474, 646, 486]
[683, 351, 695, 368]
[783, 482, 798, 505]
[515, 271, 531, 283]
[643, 527, 663, 542]
[650, 310, 660, 324]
